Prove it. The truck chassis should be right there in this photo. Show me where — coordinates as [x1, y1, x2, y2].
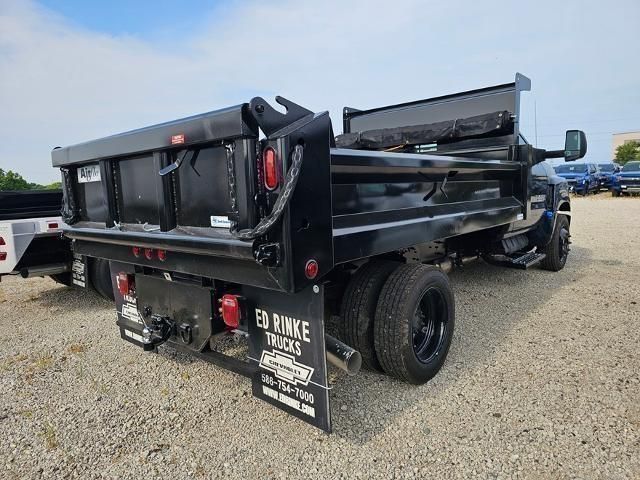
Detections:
[52, 74, 584, 431]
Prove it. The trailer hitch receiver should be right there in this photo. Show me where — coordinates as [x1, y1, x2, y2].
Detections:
[141, 314, 175, 346]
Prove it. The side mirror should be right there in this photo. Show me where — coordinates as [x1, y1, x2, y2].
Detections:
[564, 130, 587, 162]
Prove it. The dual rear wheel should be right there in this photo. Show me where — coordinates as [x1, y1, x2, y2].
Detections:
[340, 262, 455, 384]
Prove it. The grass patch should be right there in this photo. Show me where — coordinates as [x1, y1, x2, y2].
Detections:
[68, 343, 88, 354]
[40, 423, 58, 450]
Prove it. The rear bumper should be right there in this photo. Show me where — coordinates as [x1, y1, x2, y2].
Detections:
[72, 239, 290, 292]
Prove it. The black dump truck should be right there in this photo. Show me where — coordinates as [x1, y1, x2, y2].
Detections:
[52, 74, 585, 432]
[0, 189, 113, 298]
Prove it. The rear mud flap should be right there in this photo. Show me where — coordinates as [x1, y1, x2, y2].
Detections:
[71, 254, 87, 288]
[246, 284, 331, 432]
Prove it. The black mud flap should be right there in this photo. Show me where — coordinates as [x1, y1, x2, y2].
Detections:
[246, 284, 331, 433]
[71, 254, 88, 288]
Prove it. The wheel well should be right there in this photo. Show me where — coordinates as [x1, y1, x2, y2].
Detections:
[558, 202, 571, 224]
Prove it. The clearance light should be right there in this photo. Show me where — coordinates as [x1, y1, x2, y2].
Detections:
[263, 147, 278, 190]
[47, 222, 59, 230]
[132, 246, 141, 258]
[144, 248, 155, 260]
[0, 252, 6, 261]
[157, 249, 167, 262]
[0, 237, 5, 246]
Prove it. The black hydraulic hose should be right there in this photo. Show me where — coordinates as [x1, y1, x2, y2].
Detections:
[231, 144, 304, 241]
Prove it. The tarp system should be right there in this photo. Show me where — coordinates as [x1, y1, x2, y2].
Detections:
[335, 110, 513, 150]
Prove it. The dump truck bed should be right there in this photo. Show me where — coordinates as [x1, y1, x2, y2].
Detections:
[53, 75, 537, 294]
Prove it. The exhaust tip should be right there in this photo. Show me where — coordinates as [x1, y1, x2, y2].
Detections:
[344, 350, 362, 376]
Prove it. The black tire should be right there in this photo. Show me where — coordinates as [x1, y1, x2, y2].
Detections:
[612, 190, 620, 197]
[540, 215, 570, 272]
[374, 264, 455, 384]
[90, 258, 114, 301]
[339, 260, 399, 371]
[50, 273, 72, 286]
[581, 183, 589, 196]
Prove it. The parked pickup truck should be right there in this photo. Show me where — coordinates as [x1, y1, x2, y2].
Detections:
[611, 161, 640, 196]
[554, 163, 599, 195]
[52, 73, 585, 432]
[0, 189, 113, 299]
[597, 163, 620, 190]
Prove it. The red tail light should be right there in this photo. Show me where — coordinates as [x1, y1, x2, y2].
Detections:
[263, 147, 278, 190]
[305, 259, 319, 279]
[157, 249, 167, 262]
[117, 272, 134, 296]
[0, 237, 5, 246]
[0, 252, 6, 261]
[132, 246, 141, 258]
[47, 222, 59, 229]
[220, 294, 240, 329]
[144, 248, 155, 260]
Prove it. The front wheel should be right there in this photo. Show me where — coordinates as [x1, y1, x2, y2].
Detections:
[540, 215, 570, 272]
[612, 190, 620, 197]
[374, 264, 455, 384]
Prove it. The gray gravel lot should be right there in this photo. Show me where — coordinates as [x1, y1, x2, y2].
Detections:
[1, 196, 639, 479]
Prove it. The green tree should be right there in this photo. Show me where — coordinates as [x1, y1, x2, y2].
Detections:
[614, 141, 640, 165]
[0, 169, 31, 191]
[0, 169, 60, 191]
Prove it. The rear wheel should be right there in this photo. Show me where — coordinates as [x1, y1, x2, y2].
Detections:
[90, 258, 114, 301]
[374, 264, 455, 384]
[612, 190, 620, 197]
[340, 260, 399, 371]
[540, 215, 570, 272]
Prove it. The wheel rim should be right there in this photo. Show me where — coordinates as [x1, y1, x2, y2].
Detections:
[559, 226, 570, 263]
[412, 287, 448, 364]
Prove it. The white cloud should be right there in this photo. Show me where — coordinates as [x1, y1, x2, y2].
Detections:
[0, 0, 638, 183]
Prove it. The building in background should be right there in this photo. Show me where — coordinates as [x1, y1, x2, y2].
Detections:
[612, 131, 640, 159]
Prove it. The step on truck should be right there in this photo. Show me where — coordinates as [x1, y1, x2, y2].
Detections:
[52, 73, 585, 432]
[0, 189, 113, 299]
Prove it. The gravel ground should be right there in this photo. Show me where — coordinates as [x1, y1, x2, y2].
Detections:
[1, 195, 638, 479]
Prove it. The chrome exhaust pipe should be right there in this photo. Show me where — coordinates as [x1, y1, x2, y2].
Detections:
[20, 263, 70, 279]
[325, 334, 362, 376]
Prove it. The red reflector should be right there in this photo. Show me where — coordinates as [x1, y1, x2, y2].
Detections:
[47, 222, 59, 229]
[171, 134, 185, 145]
[305, 259, 319, 279]
[220, 294, 240, 329]
[144, 248, 155, 260]
[0, 237, 5, 246]
[157, 249, 167, 262]
[132, 246, 141, 258]
[116, 272, 133, 296]
[263, 147, 278, 190]
[0, 252, 6, 261]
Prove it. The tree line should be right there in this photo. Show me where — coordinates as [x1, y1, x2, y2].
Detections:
[0, 169, 61, 191]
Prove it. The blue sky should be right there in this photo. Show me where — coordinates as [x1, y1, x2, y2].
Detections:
[1, 0, 639, 183]
[37, 0, 222, 39]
